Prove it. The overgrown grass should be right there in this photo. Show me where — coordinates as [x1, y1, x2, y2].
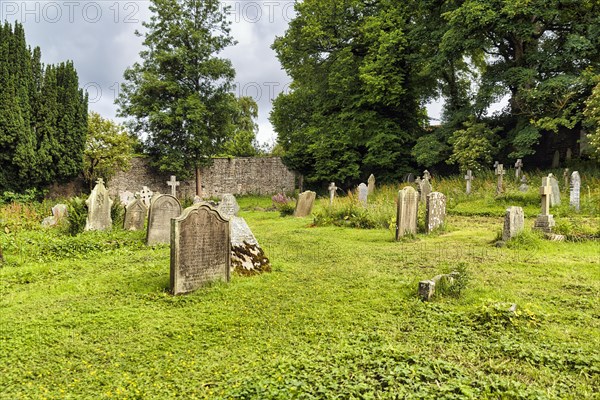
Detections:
[0, 184, 599, 398]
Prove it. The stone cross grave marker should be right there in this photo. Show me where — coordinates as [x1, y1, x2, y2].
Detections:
[494, 162, 505, 195]
[367, 174, 376, 195]
[570, 171, 580, 211]
[395, 186, 419, 240]
[85, 178, 113, 231]
[146, 194, 182, 245]
[464, 170, 474, 195]
[140, 186, 153, 208]
[294, 191, 316, 217]
[124, 197, 147, 231]
[167, 175, 180, 198]
[328, 182, 338, 206]
[426, 192, 446, 233]
[419, 177, 432, 203]
[423, 170, 431, 181]
[534, 176, 555, 232]
[502, 206, 524, 241]
[170, 203, 230, 295]
[549, 173, 560, 207]
[515, 159, 523, 180]
[358, 183, 368, 206]
[217, 194, 240, 218]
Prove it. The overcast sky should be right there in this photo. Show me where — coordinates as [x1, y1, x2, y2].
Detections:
[3, 0, 442, 145]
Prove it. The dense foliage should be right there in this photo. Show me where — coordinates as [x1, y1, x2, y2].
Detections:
[272, 0, 600, 185]
[117, 0, 239, 195]
[0, 22, 88, 192]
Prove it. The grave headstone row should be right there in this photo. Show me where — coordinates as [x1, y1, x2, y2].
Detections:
[396, 189, 446, 239]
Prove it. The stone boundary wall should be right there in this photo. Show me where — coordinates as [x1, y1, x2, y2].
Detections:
[107, 157, 295, 199]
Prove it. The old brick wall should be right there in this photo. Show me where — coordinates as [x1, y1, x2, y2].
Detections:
[106, 157, 295, 199]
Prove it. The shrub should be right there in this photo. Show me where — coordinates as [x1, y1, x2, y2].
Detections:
[65, 197, 87, 236]
[272, 193, 295, 216]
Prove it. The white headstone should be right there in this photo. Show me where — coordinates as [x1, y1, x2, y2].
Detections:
[464, 170, 474, 195]
[140, 186, 154, 207]
[503, 206, 524, 241]
[85, 178, 113, 231]
[570, 171, 580, 211]
[167, 175, 180, 198]
[358, 183, 368, 206]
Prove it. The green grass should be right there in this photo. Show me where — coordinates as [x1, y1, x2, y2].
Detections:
[0, 188, 599, 399]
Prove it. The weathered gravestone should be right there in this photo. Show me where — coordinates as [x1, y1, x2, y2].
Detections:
[426, 192, 446, 233]
[549, 174, 561, 207]
[140, 186, 153, 208]
[328, 182, 338, 206]
[124, 198, 147, 231]
[464, 170, 474, 195]
[552, 150, 560, 168]
[170, 203, 230, 295]
[514, 159, 523, 180]
[566, 148, 572, 162]
[419, 177, 432, 203]
[570, 171, 580, 211]
[166, 175, 180, 198]
[395, 186, 419, 240]
[217, 194, 240, 218]
[358, 183, 368, 206]
[85, 178, 113, 231]
[563, 168, 570, 189]
[41, 204, 68, 228]
[502, 206, 524, 241]
[119, 190, 135, 206]
[534, 176, 555, 233]
[423, 170, 431, 181]
[367, 174, 376, 195]
[294, 190, 316, 217]
[147, 194, 182, 245]
[494, 162, 505, 195]
[519, 175, 529, 192]
[403, 173, 415, 183]
[230, 216, 271, 275]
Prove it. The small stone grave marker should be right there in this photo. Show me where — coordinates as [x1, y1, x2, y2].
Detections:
[514, 159, 523, 180]
[502, 206, 524, 241]
[124, 198, 147, 231]
[358, 183, 368, 206]
[549, 174, 560, 207]
[167, 175, 180, 198]
[395, 186, 419, 239]
[367, 174, 376, 195]
[494, 162, 505, 195]
[519, 175, 529, 192]
[85, 178, 113, 231]
[419, 177, 432, 203]
[147, 194, 182, 245]
[534, 175, 555, 232]
[294, 191, 316, 217]
[328, 182, 338, 206]
[140, 186, 153, 208]
[217, 194, 240, 218]
[570, 171, 580, 211]
[426, 192, 446, 233]
[170, 203, 230, 295]
[464, 170, 474, 195]
[552, 150, 560, 168]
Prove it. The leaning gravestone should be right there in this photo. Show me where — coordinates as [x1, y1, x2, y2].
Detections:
[217, 194, 240, 218]
[367, 174, 376, 195]
[124, 198, 147, 231]
[294, 191, 316, 217]
[502, 206, 524, 241]
[230, 216, 271, 275]
[419, 178, 432, 203]
[570, 171, 580, 211]
[85, 178, 113, 231]
[41, 204, 68, 228]
[146, 194, 182, 245]
[395, 186, 419, 240]
[426, 192, 446, 233]
[549, 174, 561, 207]
[358, 183, 368, 206]
[170, 203, 230, 295]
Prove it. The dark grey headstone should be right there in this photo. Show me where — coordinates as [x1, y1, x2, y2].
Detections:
[170, 204, 230, 295]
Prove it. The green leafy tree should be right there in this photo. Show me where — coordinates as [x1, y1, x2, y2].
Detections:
[583, 78, 600, 159]
[447, 117, 499, 172]
[221, 96, 260, 157]
[271, 0, 433, 186]
[83, 112, 135, 186]
[117, 0, 237, 196]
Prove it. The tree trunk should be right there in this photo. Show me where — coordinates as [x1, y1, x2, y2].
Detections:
[195, 165, 202, 198]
